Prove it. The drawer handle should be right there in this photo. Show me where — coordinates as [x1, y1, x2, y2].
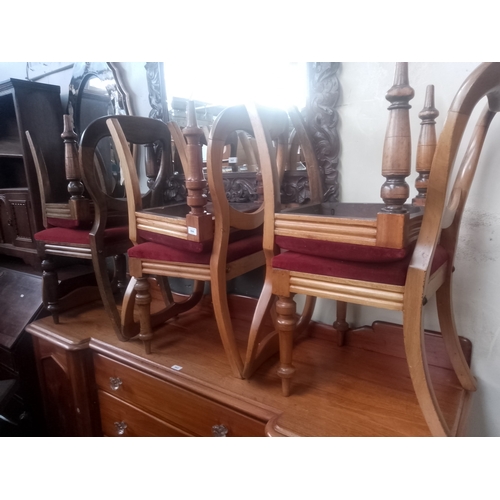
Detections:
[212, 424, 228, 437]
[109, 377, 123, 391]
[114, 421, 127, 435]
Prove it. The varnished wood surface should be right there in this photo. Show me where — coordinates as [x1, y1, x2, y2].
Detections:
[26, 294, 470, 437]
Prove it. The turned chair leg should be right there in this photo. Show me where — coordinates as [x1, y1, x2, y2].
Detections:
[41, 258, 60, 324]
[134, 277, 153, 354]
[276, 295, 297, 397]
[114, 254, 128, 296]
[333, 301, 350, 347]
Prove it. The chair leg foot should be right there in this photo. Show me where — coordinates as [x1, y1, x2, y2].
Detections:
[142, 339, 152, 355]
[333, 300, 349, 347]
[278, 367, 294, 397]
[276, 295, 297, 397]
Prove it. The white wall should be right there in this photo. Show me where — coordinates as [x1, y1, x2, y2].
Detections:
[312, 63, 500, 437]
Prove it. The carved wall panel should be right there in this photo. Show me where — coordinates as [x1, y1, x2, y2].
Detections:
[305, 62, 341, 202]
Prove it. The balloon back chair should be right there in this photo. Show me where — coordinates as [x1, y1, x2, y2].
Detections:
[28, 114, 170, 341]
[259, 62, 500, 436]
[26, 115, 129, 332]
[108, 103, 288, 378]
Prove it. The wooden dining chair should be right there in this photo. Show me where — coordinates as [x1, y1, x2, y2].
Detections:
[257, 62, 500, 437]
[27, 114, 170, 341]
[108, 102, 294, 378]
[80, 114, 172, 340]
[25, 116, 117, 325]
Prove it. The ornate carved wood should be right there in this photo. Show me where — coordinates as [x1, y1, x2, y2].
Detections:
[145, 62, 169, 123]
[305, 62, 341, 202]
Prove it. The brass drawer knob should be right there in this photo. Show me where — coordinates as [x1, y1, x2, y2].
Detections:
[109, 377, 123, 391]
[114, 421, 127, 435]
[212, 424, 228, 437]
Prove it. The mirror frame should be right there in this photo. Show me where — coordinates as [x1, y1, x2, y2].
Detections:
[67, 62, 133, 135]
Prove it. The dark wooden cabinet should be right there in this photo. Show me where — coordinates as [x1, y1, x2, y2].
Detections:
[31, 334, 101, 437]
[0, 78, 65, 268]
[0, 266, 47, 436]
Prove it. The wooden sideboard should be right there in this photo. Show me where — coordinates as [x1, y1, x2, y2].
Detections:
[25, 292, 473, 437]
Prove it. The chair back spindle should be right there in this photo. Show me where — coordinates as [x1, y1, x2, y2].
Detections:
[62, 115, 84, 201]
[413, 85, 439, 206]
[381, 62, 415, 213]
[171, 101, 214, 242]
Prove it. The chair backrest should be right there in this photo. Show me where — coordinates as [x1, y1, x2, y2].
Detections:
[409, 62, 500, 284]
[80, 115, 172, 243]
[207, 104, 289, 268]
[25, 131, 53, 229]
[26, 126, 93, 229]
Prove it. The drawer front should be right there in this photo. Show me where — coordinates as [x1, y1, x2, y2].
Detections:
[99, 391, 190, 437]
[94, 354, 266, 437]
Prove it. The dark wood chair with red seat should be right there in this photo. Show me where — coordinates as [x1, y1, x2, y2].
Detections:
[27, 114, 170, 341]
[256, 62, 500, 436]
[26, 118, 105, 324]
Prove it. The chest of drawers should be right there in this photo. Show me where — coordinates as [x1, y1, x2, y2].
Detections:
[94, 353, 270, 437]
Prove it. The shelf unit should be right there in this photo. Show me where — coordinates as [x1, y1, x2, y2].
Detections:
[0, 78, 65, 268]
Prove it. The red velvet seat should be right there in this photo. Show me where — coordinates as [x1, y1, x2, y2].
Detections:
[46, 217, 92, 229]
[128, 233, 263, 265]
[272, 244, 448, 286]
[35, 226, 129, 247]
[275, 235, 413, 263]
[137, 226, 262, 254]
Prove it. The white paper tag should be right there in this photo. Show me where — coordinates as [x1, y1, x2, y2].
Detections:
[171, 365, 183, 371]
[228, 157, 237, 164]
[188, 226, 197, 236]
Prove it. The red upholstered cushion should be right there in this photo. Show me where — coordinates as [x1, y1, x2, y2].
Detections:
[34, 226, 129, 246]
[275, 235, 412, 263]
[138, 226, 263, 254]
[272, 245, 448, 286]
[47, 217, 92, 229]
[128, 234, 263, 265]
[138, 229, 212, 253]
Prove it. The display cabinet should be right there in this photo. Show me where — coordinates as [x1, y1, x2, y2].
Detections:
[0, 78, 65, 268]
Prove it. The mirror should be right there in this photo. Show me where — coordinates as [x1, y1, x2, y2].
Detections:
[68, 62, 130, 135]
[68, 62, 131, 196]
[159, 61, 341, 204]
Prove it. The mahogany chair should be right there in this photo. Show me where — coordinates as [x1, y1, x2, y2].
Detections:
[108, 102, 294, 378]
[259, 62, 500, 437]
[25, 117, 108, 324]
[27, 114, 170, 341]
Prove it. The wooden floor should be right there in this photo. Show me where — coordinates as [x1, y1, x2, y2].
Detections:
[26, 290, 472, 437]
